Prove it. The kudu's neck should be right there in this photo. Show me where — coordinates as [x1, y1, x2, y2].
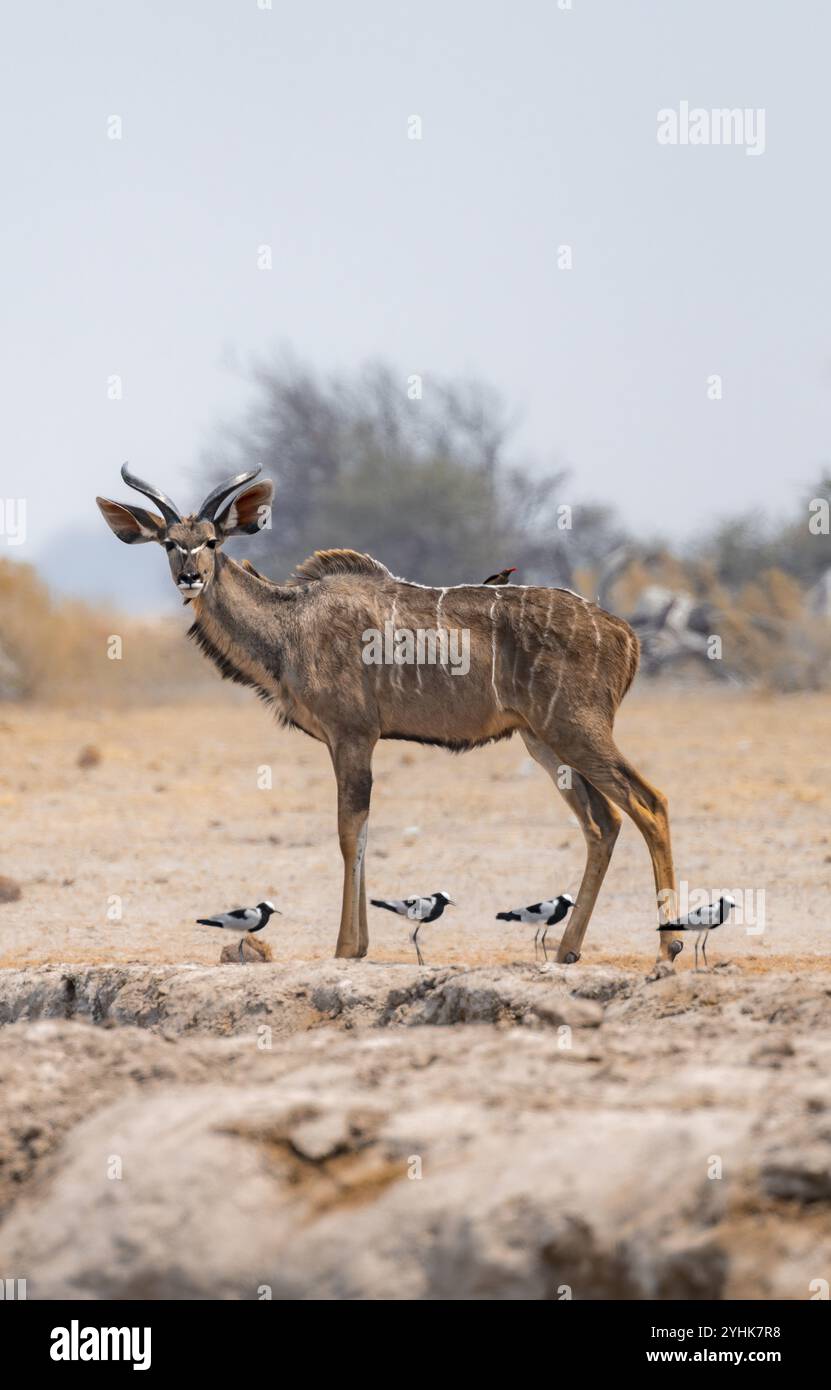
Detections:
[188, 552, 298, 689]
[201, 551, 293, 622]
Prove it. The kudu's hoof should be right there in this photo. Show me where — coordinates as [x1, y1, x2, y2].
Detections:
[562, 951, 581, 965]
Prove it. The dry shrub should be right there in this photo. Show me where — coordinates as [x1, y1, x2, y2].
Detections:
[729, 571, 831, 691]
[608, 559, 831, 691]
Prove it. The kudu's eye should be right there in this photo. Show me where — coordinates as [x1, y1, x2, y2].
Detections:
[206, 538, 217, 549]
[164, 541, 175, 552]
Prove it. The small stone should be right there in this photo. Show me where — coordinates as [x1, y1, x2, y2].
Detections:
[761, 1150, 831, 1203]
[0, 875, 22, 903]
[219, 935, 273, 964]
[289, 1112, 350, 1162]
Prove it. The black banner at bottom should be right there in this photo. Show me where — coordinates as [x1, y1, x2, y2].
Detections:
[1, 1297, 824, 1375]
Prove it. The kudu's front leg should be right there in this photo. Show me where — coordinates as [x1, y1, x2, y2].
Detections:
[330, 739, 375, 959]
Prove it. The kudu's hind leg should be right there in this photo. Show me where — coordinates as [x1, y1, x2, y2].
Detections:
[521, 732, 622, 964]
[330, 740, 374, 959]
[552, 729, 682, 966]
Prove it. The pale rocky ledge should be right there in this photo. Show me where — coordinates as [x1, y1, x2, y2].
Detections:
[0, 962, 829, 1300]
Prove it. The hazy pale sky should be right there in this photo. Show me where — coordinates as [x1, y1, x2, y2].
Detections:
[2, 0, 829, 599]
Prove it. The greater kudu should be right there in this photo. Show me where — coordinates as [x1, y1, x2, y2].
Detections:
[98, 463, 682, 967]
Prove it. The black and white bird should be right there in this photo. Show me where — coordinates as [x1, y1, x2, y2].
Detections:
[196, 900, 280, 961]
[495, 893, 576, 959]
[370, 891, 455, 965]
[657, 895, 736, 970]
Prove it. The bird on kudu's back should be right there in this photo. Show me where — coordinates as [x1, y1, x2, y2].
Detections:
[370, 891, 455, 965]
[496, 893, 575, 959]
[483, 567, 517, 586]
[196, 900, 280, 962]
[658, 895, 736, 970]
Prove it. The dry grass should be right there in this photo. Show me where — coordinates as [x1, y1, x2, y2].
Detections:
[0, 559, 216, 704]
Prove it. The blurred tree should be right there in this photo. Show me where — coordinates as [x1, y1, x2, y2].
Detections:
[200, 355, 616, 588]
[699, 472, 831, 589]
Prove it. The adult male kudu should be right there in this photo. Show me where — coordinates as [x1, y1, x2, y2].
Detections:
[97, 463, 682, 968]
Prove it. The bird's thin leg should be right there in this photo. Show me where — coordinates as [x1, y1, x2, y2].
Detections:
[534, 927, 541, 958]
[238, 937, 244, 963]
[413, 927, 424, 966]
[702, 933, 709, 970]
[541, 927, 550, 961]
[694, 937, 699, 971]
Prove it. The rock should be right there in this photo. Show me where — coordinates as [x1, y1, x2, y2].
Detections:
[0, 1019, 249, 1216]
[751, 1037, 796, 1067]
[0, 874, 22, 904]
[0, 963, 602, 1037]
[761, 1121, 831, 1203]
[761, 1153, 831, 1203]
[219, 935, 274, 964]
[0, 1034, 741, 1300]
[1, 967, 830, 1300]
[77, 744, 101, 769]
[403, 970, 603, 1030]
[546, 964, 634, 1003]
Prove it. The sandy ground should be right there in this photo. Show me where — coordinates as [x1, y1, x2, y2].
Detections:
[1, 691, 830, 1301]
[0, 688, 829, 970]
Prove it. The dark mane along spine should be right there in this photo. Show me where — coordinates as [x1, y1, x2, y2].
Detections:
[287, 548, 392, 585]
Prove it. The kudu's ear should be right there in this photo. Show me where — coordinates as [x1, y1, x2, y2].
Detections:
[96, 497, 166, 545]
[214, 480, 274, 538]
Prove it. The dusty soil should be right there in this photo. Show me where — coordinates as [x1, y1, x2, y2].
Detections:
[0, 691, 829, 1299]
[0, 961, 829, 1300]
[0, 689, 827, 969]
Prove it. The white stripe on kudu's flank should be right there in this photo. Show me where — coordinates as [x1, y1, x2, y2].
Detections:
[389, 597, 402, 692]
[489, 594, 503, 709]
[435, 588, 448, 674]
[527, 596, 555, 698]
[543, 607, 579, 730]
[588, 609, 602, 684]
[511, 590, 527, 695]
